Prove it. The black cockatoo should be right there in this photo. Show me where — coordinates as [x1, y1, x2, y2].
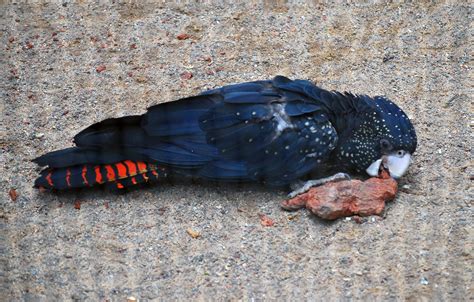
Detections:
[33, 76, 417, 195]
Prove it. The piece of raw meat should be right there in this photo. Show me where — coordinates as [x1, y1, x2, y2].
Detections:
[281, 169, 398, 220]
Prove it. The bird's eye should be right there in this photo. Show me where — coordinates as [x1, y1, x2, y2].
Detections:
[396, 150, 405, 157]
[380, 139, 391, 150]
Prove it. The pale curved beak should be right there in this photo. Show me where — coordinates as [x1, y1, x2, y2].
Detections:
[366, 158, 383, 177]
[366, 152, 412, 179]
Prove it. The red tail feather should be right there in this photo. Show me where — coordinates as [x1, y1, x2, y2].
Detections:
[34, 161, 167, 190]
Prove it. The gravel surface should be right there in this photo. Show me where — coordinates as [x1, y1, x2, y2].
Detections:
[1, 2, 472, 300]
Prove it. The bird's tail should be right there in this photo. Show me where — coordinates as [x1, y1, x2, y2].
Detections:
[34, 160, 168, 191]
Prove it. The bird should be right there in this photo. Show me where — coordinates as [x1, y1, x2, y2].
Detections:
[33, 76, 417, 196]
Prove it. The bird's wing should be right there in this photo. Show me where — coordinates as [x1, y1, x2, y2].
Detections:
[67, 76, 338, 184]
[197, 76, 339, 185]
[67, 95, 221, 169]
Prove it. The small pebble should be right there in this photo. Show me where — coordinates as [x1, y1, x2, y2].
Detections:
[34, 133, 44, 138]
[177, 33, 190, 40]
[96, 65, 106, 73]
[187, 228, 200, 238]
[135, 76, 147, 83]
[180, 72, 193, 80]
[9, 189, 18, 202]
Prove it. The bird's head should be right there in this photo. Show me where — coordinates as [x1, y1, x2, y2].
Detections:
[336, 96, 417, 179]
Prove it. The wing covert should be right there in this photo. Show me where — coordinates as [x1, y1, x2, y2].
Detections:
[199, 76, 338, 185]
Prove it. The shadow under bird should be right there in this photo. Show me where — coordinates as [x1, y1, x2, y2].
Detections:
[33, 76, 417, 196]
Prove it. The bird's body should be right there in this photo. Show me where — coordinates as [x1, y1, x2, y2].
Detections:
[33, 76, 417, 191]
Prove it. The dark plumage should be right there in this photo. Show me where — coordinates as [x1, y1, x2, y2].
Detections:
[33, 76, 417, 190]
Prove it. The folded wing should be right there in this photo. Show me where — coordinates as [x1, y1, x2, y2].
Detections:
[34, 76, 339, 186]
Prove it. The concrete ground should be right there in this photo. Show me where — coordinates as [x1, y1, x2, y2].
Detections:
[1, 1, 472, 300]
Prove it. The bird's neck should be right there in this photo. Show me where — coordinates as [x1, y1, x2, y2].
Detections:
[324, 93, 373, 136]
[326, 94, 376, 172]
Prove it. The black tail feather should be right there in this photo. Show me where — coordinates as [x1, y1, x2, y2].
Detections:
[32, 147, 134, 168]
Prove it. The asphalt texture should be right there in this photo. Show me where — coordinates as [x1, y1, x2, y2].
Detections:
[1, 2, 472, 300]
